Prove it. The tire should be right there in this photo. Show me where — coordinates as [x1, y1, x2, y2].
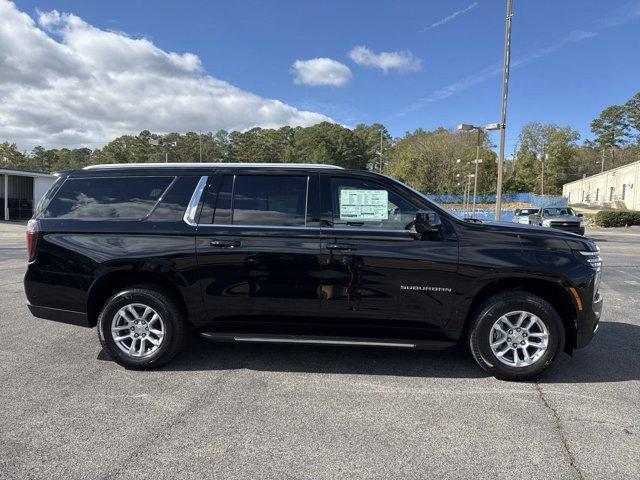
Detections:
[468, 291, 565, 381]
[97, 286, 187, 369]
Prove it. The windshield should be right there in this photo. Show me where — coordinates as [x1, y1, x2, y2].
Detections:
[543, 207, 575, 216]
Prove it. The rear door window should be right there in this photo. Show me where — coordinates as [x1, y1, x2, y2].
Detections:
[232, 175, 308, 226]
[41, 176, 173, 219]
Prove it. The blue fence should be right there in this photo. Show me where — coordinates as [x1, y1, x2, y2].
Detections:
[450, 208, 515, 222]
[425, 192, 567, 208]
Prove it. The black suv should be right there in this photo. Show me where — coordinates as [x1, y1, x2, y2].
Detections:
[24, 163, 603, 380]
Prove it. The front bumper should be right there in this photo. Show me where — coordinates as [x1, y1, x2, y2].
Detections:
[546, 223, 585, 235]
[575, 291, 603, 348]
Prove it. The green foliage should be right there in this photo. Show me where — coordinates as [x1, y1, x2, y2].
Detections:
[2, 90, 640, 197]
[594, 210, 640, 228]
[625, 92, 640, 142]
[590, 105, 630, 151]
[386, 127, 496, 195]
[507, 123, 580, 195]
[353, 123, 392, 171]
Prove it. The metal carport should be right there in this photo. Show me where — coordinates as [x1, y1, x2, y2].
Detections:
[0, 167, 56, 221]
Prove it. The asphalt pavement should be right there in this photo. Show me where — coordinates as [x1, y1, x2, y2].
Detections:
[0, 222, 638, 479]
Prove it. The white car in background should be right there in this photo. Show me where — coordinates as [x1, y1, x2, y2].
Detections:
[512, 207, 539, 225]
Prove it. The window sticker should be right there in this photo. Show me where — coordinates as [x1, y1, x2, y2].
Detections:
[339, 189, 388, 221]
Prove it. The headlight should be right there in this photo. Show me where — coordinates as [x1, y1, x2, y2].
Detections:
[542, 220, 551, 226]
[579, 250, 602, 269]
[579, 250, 602, 299]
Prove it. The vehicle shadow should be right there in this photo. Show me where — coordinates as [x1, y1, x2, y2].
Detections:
[98, 321, 640, 383]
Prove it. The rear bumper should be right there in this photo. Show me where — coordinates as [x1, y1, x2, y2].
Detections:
[27, 303, 91, 328]
[575, 292, 603, 348]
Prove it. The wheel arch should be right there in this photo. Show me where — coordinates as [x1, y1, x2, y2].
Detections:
[461, 277, 579, 352]
[87, 270, 190, 328]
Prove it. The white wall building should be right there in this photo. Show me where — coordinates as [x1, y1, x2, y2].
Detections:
[563, 160, 640, 211]
[0, 167, 57, 221]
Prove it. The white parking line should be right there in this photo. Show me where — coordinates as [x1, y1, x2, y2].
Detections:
[618, 269, 640, 281]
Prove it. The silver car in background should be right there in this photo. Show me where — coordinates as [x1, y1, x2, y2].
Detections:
[512, 207, 540, 225]
[531, 207, 585, 235]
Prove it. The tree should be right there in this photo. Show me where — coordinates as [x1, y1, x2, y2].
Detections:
[590, 105, 630, 167]
[624, 91, 640, 142]
[0, 142, 28, 169]
[386, 128, 496, 195]
[507, 123, 580, 195]
[353, 123, 393, 172]
[288, 122, 368, 169]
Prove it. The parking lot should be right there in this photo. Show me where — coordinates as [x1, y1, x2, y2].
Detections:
[0, 222, 638, 480]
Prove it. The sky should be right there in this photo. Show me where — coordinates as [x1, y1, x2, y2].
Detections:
[2, 0, 640, 152]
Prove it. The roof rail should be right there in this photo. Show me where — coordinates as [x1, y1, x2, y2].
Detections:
[84, 162, 344, 170]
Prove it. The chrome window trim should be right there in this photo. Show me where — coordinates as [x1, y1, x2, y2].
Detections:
[183, 173, 415, 236]
[183, 176, 208, 226]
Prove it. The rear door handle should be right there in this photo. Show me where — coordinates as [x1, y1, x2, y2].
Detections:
[210, 239, 241, 248]
[326, 243, 358, 251]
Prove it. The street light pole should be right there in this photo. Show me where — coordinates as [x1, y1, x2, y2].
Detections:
[466, 174, 473, 218]
[537, 152, 548, 195]
[379, 128, 384, 173]
[495, 0, 513, 221]
[541, 157, 544, 195]
[472, 129, 481, 218]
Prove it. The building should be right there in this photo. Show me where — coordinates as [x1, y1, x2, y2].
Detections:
[563, 160, 640, 211]
[0, 167, 57, 221]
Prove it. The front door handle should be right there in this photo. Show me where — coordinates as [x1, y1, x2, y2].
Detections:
[210, 239, 241, 248]
[326, 243, 358, 251]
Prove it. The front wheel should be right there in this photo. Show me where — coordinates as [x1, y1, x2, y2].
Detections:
[97, 286, 187, 369]
[468, 292, 565, 381]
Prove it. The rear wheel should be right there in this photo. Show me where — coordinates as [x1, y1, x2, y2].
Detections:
[97, 286, 187, 369]
[468, 292, 565, 381]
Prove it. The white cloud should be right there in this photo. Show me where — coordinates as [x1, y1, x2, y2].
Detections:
[597, 0, 640, 27]
[348, 46, 421, 73]
[0, 0, 333, 149]
[290, 58, 352, 87]
[420, 2, 478, 32]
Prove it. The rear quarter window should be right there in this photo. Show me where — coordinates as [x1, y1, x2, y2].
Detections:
[41, 176, 174, 220]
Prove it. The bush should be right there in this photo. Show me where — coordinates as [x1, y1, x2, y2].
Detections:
[594, 210, 640, 227]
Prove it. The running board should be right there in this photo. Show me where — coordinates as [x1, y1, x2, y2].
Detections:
[199, 332, 456, 349]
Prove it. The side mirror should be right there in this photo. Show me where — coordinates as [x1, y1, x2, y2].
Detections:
[414, 210, 441, 234]
[577, 213, 583, 217]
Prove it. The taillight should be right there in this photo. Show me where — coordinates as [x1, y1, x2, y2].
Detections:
[26, 219, 39, 262]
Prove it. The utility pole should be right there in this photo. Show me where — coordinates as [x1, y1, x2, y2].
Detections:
[495, 0, 513, 221]
[199, 131, 203, 162]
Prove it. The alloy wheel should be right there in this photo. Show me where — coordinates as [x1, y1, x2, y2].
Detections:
[489, 310, 549, 367]
[111, 303, 165, 358]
